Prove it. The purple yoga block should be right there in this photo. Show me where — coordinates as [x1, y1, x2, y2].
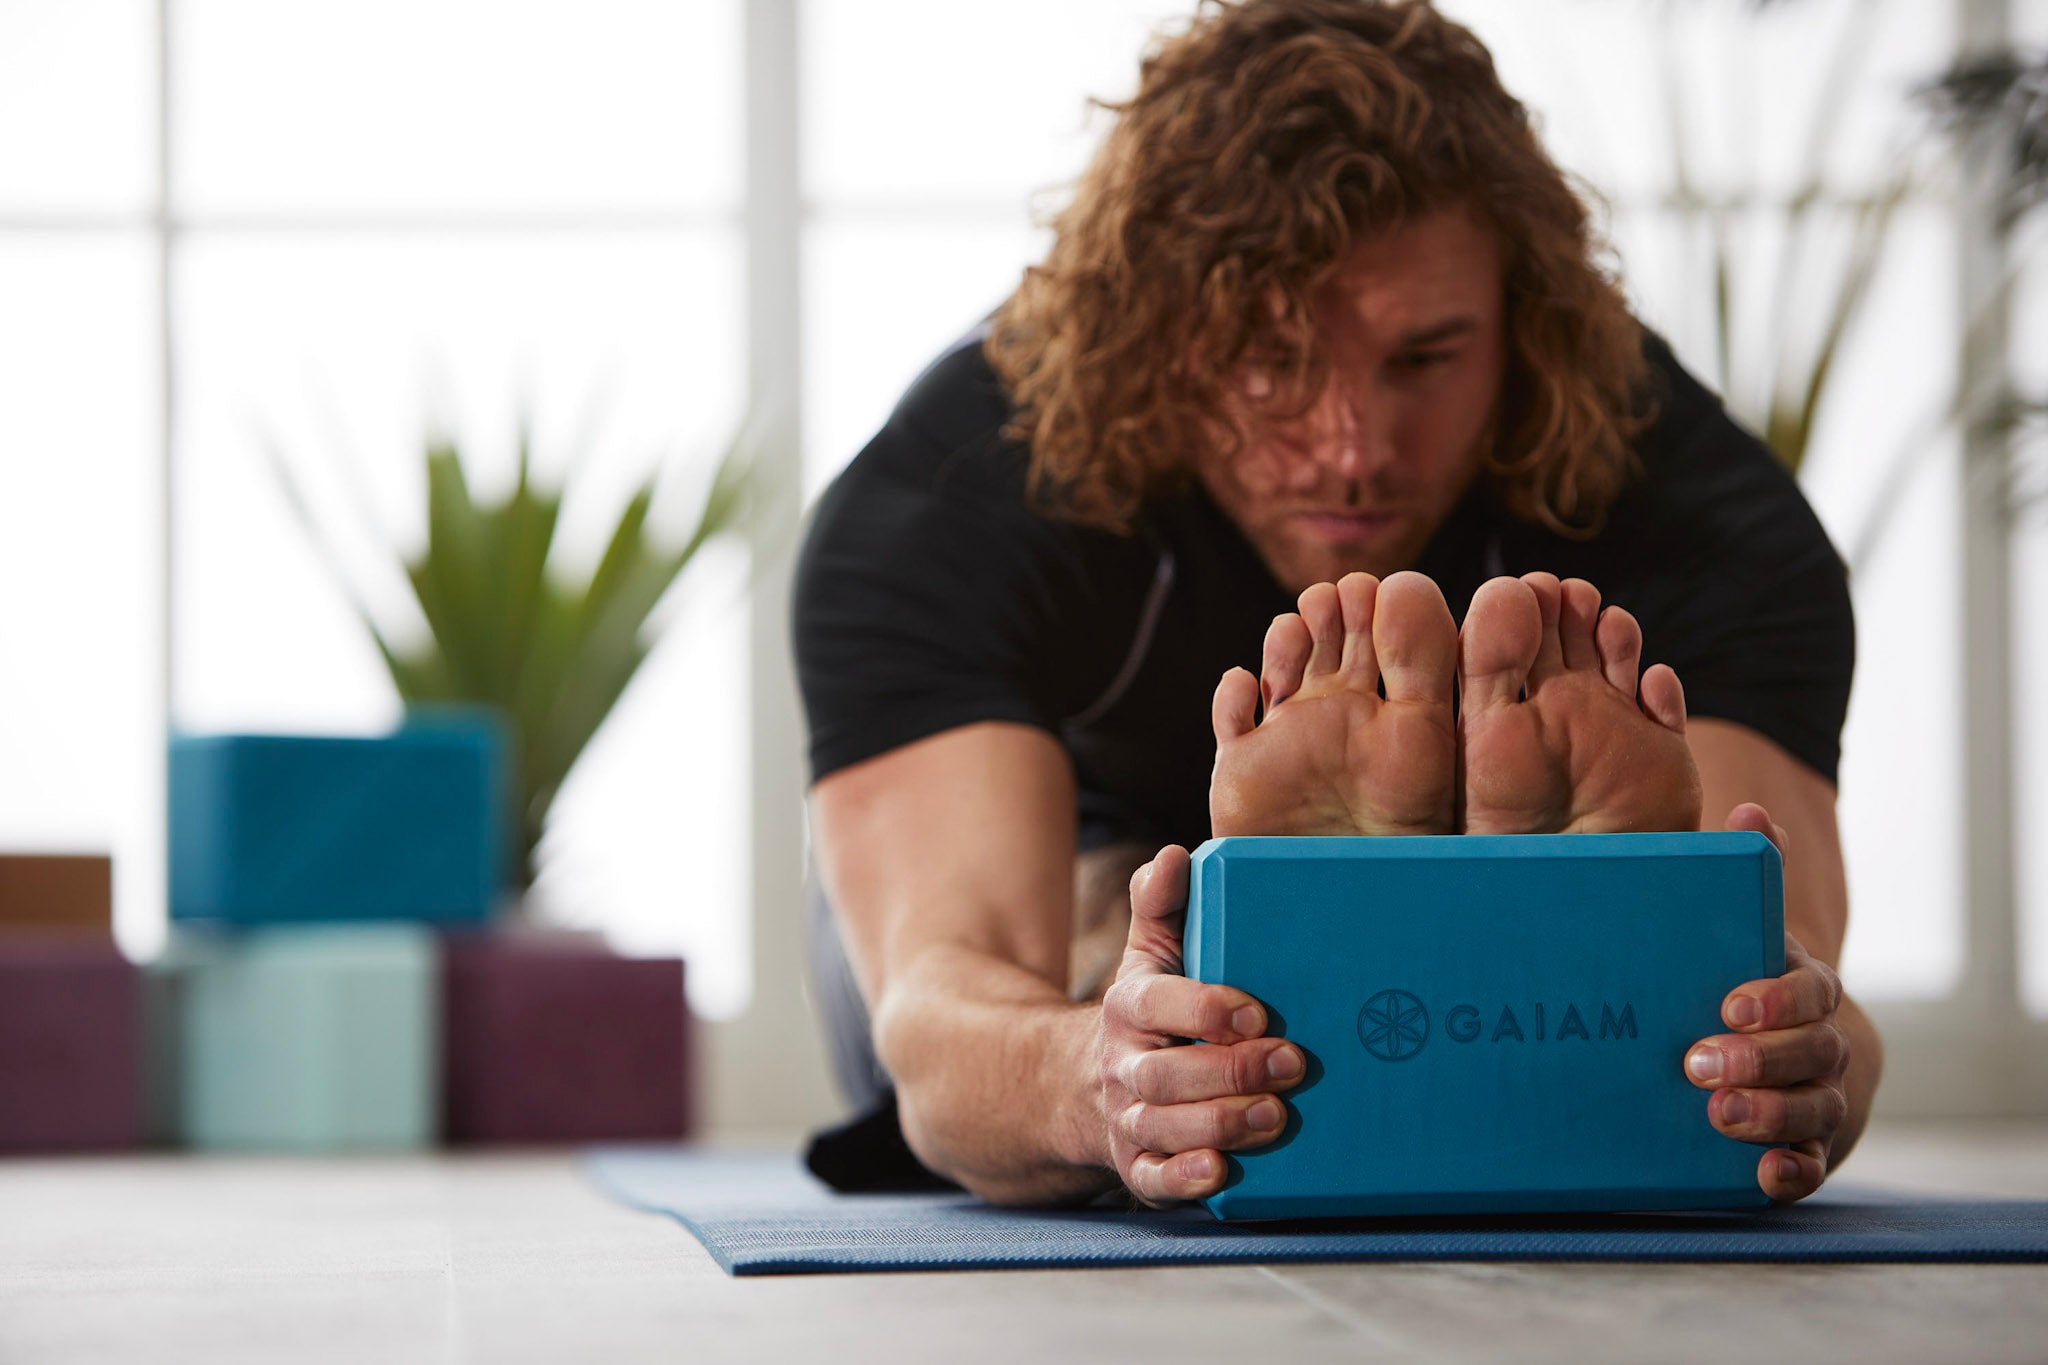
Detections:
[441, 935, 690, 1143]
[0, 939, 143, 1152]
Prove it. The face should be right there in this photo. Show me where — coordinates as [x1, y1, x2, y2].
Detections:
[1196, 205, 1508, 594]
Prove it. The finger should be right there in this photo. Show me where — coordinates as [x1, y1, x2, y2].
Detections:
[1122, 1092, 1289, 1155]
[1709, 1081, 1849, 1145]
[1125, 1147, 1227, 1207]
[1685, 1021, 1850, 1090]
[1105, 971, 1270, 1043]
[1123, 1036, 1306, 1105]
[1722, 955, 1841, 1033]
[1758, 1139, 1828, 1202]
[1212, 666, 1258, 744]
[1724, 801, 1790, 857]
[1121, 846, 1190, 970]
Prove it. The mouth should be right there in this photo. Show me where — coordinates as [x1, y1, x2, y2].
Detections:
[1291, 509, 1400, 543]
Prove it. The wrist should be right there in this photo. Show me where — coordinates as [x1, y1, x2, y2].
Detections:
[1053, 1001, 1117, 1174]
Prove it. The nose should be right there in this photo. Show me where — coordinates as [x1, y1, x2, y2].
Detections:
[1315, 377, 1393, 480]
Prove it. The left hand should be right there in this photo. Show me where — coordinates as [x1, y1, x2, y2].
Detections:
[1683, 802, 1850, 1202]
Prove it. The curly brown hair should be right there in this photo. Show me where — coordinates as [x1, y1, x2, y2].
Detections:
[985, 0, 1651, 539]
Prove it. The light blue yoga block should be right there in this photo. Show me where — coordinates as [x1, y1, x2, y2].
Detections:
[1184, 833, 1784, 1220]
[169, 712, 507, 925]
[163, 924, 439, 1151]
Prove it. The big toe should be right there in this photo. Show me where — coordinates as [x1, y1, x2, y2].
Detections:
[1374, 572, 1456, 708]
[1460, 576, 1541, 713]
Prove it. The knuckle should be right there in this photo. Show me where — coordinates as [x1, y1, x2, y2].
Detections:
[1129, 1051, 1172, 1105]
[1120, 1101, 1157, 1152]
[1821, 963, 1844, 1013]
[1728, 1035, 1768, 1084]
[1118, 1050, 1153, 1103]
[1201, 1103, 1235, 1150]
[1825, 1023, 1852, 1073]
[1220, 1044, 1254, 1097]
[1822, 1084, 1850, 1132]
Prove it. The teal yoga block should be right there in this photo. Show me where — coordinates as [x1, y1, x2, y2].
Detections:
[1183, 833, 1784, 1220]
[168, 714, 507, 926]
[160, 924, 438, 1151]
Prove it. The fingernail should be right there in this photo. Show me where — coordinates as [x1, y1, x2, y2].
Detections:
[1248, 1098, 1283, 1132]
[1687, 1048, 1722, 1083]
[1729, 996, 1763, 1029]
[1232, 1006, 1264, 1036]
[1267, 1048, 1302, 1081]
[1775, 1152, 1804, 1184]
[1719, 1091, 1751, 1126]
[1185, 1152, 1217, 1181]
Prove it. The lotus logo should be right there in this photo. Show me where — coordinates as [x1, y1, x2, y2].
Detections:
[1357, 989, 1430, 1061]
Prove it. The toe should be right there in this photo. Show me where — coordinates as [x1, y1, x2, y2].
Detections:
[1212, 666, 1258, 744]
[1595, 604, 1643, 696]
[1523, 573, 1564, 683]
[1559, 578, 1602, 672]
[1297, 582, 1343, 679]
[1640, 662, 1688, 734]
[1458, 576, 1541, 712]
[1260, 613, 1313, 713]
[1520, 572, 1565, 683]
[1336, 572, 1381, 689]
[1374, 572, 1456, 707]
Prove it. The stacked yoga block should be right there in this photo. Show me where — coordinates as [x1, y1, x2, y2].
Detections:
[0, 855, 143, 1152]
[158, 714, 690, 1152]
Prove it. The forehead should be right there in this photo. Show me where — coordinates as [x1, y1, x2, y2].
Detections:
[1312, 206, 1505, 340]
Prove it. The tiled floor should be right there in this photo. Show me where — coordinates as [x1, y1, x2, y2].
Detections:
[2, 1121, 2043, 1364]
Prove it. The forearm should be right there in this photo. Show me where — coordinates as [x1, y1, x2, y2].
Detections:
[872, 943, 1117, 1205]
[1829, 990, 1883, 1168]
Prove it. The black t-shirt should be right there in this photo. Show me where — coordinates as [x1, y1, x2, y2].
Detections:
[794, 325, 1854, 851]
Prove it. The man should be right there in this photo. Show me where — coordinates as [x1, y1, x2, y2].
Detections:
[794, 0, 1876, 1208]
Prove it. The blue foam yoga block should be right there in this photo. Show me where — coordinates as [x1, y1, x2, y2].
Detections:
[168, 713, 507, 925]
[1184, 833, 1784, 1220]
[160, 924, 438, 1151]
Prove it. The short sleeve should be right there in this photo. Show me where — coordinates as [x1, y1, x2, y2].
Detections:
[1621, 353, 1857, 785]
[792, 406, 1082, 786]
[1661, 528, 1855, 785]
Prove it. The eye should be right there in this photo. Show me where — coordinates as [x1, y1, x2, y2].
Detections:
[1392, 349, 1457, 372]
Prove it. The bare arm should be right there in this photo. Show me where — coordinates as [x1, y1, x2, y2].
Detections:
[1689, 717, 1882, 1173]
[810, 721, 1114, 1204]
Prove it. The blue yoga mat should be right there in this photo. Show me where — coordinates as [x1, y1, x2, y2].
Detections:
[583, 1147, 2048, 1276]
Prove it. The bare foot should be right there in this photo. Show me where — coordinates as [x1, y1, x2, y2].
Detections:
[1210, 571, 1457, 837]
[1456, 573, 1701, 835]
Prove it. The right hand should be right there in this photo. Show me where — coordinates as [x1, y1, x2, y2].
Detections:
[1097, 844, 1305, 1206]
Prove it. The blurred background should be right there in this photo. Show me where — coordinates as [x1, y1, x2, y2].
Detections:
[1, 0, 2043, 1138]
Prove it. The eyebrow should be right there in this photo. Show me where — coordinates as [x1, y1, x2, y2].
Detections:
[1397, 317, 1478, 348]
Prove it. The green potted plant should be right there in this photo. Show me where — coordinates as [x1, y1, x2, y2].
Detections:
[273, 419, 756, 897]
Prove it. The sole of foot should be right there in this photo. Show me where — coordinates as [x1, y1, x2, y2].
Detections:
[1209, 570, 1458, 838]
[1456, 572, 1702, 835]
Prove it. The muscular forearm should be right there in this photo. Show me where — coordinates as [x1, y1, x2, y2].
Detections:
[1829, 990, 1883, 1169]
[872, 944, 1117, 1205]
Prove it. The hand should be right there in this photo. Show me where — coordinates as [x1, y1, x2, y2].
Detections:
[1684, 802, 1850, 1201]
[1096, 844, 1305, 1207]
